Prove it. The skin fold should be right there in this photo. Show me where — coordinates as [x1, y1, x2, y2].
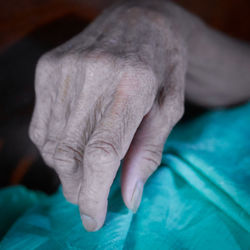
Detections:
[29, 0, 250, 231]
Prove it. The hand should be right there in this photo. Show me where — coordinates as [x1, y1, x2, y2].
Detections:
[29, 1, 187, 231]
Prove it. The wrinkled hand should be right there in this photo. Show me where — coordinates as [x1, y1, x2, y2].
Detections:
[29, 2, 187, 231]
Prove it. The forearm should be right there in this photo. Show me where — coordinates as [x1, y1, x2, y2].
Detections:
[186, 25, 250, 107]
[120, 0, 250, 107]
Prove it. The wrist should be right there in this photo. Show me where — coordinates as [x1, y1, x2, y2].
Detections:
[120, 0, 204, 42]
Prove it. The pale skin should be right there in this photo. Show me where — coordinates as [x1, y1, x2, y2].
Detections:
[29, 0, 250, 231]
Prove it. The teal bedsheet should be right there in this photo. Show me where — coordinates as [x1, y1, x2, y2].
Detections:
[1, 103, 250, 249]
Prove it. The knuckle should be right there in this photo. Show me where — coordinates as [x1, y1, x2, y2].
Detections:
[60, 52, 79, 67]
[169, 102, 184, 125]
[159, 86, 185, 124]
[141, 144, 163, 178]
[35, 53, 58, 92]
[121, 61, 157, 93]
[28, 124, 43, 147]
[84, 49, 117, 81]
[122, 57, 156, 82]
[41, 140, 57, 167]
[116, 63, 157, 110]
[142, 144, 163, 164]
[41, 151, 54, 167]
[133, 63, 157, 84]
[36, 53, 56, 75]
[85, 139, 119, 166]
[145, 159, 159, 172]
[53, 142, 82, 175]
[142, 156, 160, 180]
[85, 49, 115, 68]
[170, 93, 185, 122]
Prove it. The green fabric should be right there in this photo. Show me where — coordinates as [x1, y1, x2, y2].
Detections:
[1, 103, 250, 249]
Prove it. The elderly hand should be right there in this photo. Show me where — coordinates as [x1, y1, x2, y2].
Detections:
[29, 1, 190, 231]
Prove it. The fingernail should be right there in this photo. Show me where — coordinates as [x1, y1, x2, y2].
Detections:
[81, 214, 97, 232]
[130, 181, 144, 213]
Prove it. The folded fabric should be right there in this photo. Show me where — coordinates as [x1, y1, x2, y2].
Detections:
[163, 102, 250, 233]
[0, 102, 250, 250]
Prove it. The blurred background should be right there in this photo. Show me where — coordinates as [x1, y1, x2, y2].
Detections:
[0, 0, 249, 194]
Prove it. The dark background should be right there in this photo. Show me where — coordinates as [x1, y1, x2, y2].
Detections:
[0, 0, 249, 194]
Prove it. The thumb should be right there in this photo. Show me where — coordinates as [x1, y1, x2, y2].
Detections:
[121, 94, 184, 212]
